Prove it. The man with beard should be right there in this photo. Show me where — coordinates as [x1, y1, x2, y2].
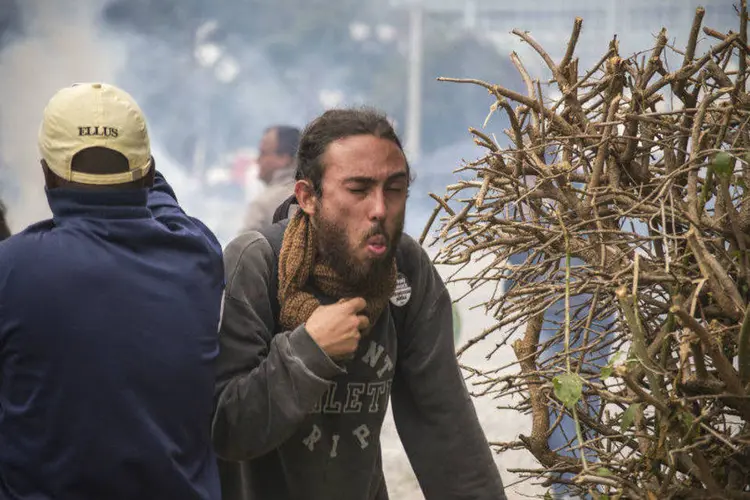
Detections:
[212, 108, 507, 500]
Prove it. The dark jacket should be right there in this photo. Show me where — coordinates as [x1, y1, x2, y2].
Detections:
[0, 172, 224, 500]
[212, 218, 507, 500]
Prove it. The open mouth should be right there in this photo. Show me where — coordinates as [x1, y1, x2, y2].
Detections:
[365, 234, 388, 256]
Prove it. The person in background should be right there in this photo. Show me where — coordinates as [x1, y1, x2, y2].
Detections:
[0, 82, 224, 500]
[240, 125, 300, 233]
[213, 108, 507, 500]
[0, 200, 9, 240]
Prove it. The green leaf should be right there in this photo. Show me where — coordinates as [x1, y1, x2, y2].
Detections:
[544, 491, 553, 500]
[679, 411, 695, 428]
[553, 373, 583, 410]
[621, 403, 641, 432]
[601, 352, 625, 380]
[596, 467, 614, 477]
[712, 151, 734, 177]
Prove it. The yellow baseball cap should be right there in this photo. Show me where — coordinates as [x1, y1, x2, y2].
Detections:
[38, 82, 152, 185]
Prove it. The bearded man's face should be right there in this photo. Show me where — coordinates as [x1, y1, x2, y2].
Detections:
[310, 134, 408, 286]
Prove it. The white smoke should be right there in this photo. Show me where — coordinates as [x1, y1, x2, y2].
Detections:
[0, 0, 342, 243]
[0, 0, 125, 230]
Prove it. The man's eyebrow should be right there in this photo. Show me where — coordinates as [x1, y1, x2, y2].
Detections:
[343, 172, 409, 184]
[343, 176, 375, 184]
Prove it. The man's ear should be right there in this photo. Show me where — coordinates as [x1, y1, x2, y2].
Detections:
[294, 179, 318, 216]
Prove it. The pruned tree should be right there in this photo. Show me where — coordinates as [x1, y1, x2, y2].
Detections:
[426, 3, 750, 499]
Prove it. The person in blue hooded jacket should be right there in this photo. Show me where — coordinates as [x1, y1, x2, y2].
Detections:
[0, 82, 224, 500]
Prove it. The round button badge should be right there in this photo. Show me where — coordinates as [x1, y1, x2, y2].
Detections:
[390, 273, 412, 307]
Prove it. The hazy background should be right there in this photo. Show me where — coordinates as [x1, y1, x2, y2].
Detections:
[1, 0, 736, 242]
[0, 1, 738, 498]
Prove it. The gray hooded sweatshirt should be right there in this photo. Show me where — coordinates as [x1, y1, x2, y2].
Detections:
[212, 223, 507, 500]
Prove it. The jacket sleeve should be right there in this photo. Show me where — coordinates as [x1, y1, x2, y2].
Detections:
[391, 237, 507, 500]
[211, 232, 345, 461]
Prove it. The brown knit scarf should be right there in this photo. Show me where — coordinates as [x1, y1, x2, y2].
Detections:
[277, 209, 397, 333]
